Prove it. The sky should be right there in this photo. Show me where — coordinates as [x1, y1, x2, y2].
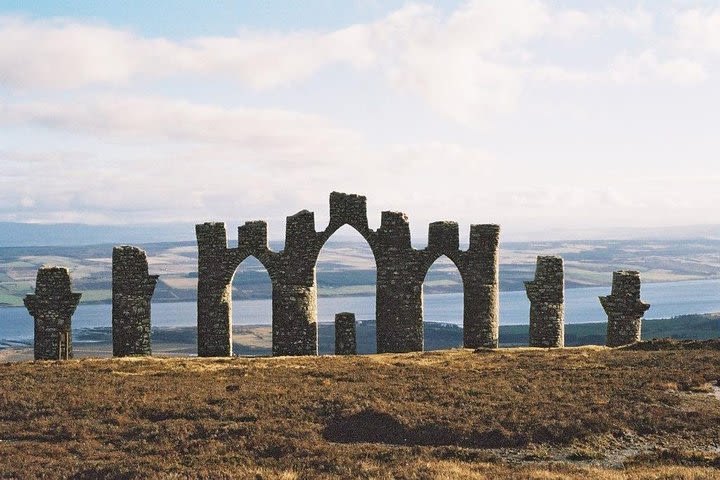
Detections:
[1, 0, 720, 241]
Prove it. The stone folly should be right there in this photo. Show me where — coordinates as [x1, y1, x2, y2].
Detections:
[600, 271, 650, 347]
[525, 256, 565, 348]
[23, 267, 82, 360]
[112, 246, 159, 357]
[335, 312, 357, 355]
[196, 191, 500, 357]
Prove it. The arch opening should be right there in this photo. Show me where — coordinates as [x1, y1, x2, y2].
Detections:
[230, 255, 272, 356]
[316, 224, 377, 354]
[422, 255, 464, 350]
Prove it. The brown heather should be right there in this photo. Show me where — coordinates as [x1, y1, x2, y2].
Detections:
[0, 346, 719, 479]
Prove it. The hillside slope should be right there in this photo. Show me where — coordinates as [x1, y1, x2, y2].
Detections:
[1, 347, 719, 478]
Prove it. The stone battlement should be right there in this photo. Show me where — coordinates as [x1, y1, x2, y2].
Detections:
[195, 191, 501, 356]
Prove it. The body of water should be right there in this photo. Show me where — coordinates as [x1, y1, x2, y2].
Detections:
[1, 279, 719, 345]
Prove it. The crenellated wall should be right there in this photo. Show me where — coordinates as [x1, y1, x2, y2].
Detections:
[195, 191, 501, 356]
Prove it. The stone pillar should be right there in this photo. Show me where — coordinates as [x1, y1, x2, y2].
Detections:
[375, 211, 424, 353]
[525, 256, 564, 347]
[23, 267, 82, 360]
[463, 224, 500, 349]
[112, 246, 159, 357]
[272, 210, 319, 356]
[196, 222, 235, 357]
[335, 312, 357, 355]
[600, 271, 650, 347]
[272, 283, 317, 356]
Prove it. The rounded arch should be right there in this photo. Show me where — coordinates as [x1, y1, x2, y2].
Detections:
[316, 224, 378, 355]
[421, 254, 464, 350]
[230, 255, 272, 356]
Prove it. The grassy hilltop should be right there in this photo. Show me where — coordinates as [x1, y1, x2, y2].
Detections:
[1, 345, 719, 479]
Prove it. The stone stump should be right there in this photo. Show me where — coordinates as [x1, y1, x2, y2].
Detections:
[23, 267, 82, 360]
[112, 246, 159, 356]
[600, 270, 650, 347]
[335, 312, 357, 355]
[525, 256, 565, 347]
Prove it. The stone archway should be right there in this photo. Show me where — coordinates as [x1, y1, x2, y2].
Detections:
[195, 192, 500, 357]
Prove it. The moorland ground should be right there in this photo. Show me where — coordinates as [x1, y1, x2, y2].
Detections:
[1, 344, 719, 479]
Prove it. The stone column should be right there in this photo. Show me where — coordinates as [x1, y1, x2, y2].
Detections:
[463, 224, 501, 349]
[23, 267, 82, 360]
[272, 210, 319, 356]
[112, 246, 159, 357]
[196, 222, 236, 357]
[525, 256, 564, 347]
[600, 271, 650, 347]
[375, 211, 424, 353]
[335, 312, 357, 355]
[271, 283, 318, 356]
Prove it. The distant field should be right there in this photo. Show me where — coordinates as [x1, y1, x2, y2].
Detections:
[1, 237, 719, 306]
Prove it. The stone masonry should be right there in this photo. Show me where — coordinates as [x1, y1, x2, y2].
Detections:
[112, 246, 159, 357]
[335, 312, 357, 355]
[525, 256, 565, 348]
[23, 267, 82, 360]
[196, 192, 500, 356]
[600, 270, 650, 347]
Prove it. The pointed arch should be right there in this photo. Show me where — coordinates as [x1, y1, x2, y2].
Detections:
[230, 255, 272, 356]
[316, 224, 377, 354]
[421, 254, 464, 350]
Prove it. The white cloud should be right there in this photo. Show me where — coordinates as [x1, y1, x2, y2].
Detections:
[0, 1, 682, 125]
[609, 50, 707, 85]
[673, 8, 720, 55]
[1, 96, 362, 160]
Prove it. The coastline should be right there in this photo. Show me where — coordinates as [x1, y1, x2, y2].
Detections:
[2, 314, 717, 363]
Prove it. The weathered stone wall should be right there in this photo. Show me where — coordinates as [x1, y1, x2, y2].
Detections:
[600, 270, 650, 347]
[525, 256, 565, 347]
[335, 312, 357, 355]
[196, 191, 499, 356]
[112, 246, 159, 357]
[23, 267, 82, 360]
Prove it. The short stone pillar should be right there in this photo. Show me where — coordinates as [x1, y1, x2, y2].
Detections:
[23, 267, 82, 360]
[112, 246, 159, 357]
[525, 256, 565, 347]
[335, 312, 356, 355]
[600, 271, 650, 347]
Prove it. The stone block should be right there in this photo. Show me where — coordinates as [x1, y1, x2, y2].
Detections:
[427, 221, 459, 252]
[335, 312, 356, 355]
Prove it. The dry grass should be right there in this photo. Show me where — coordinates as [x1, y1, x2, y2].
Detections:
[0, 347, 719, 479]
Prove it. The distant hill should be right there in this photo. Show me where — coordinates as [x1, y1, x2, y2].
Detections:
[0, 222, 197, 247]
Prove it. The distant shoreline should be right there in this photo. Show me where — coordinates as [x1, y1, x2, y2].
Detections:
[2, 314, 717, 362]
[2, 276, 719, 309]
